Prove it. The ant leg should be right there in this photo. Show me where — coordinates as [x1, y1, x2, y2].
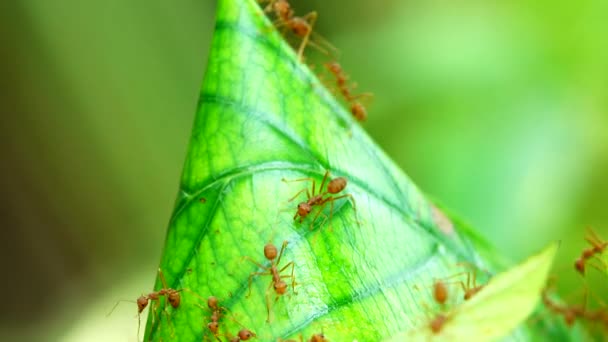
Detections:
[310, 201, 329, 229]
[327, 194, 359, 224]
[286, 188, 310, 203]
[136, 313, 142, 340]
[178, 287, 207, 304]
[158, 268, 170, 289]
[311, 212, 329, 231]
[296, 11, 318, 61]
[106, 299, 136, 317]
[310, 31, 339, 57]
[318, 170, 330, 196]
[265, 282, 276, 323]
[586, 258, 608, 275]
[329, 194, 357, 211]
[279, 261, 297, 294]
[246, 270, 270, 298]
[150, 299, 159, 326]
[585, 231, 607, 251]
[350, 92, 374, 101]
[160, 307, 176, 338]
[242, 256, 268, 270]
[306, 40, 329, 56]
[276, 240, 289, 266]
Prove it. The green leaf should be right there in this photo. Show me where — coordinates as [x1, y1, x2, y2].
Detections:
[386, 242, 558, 342]
[142, 0, 578, 341]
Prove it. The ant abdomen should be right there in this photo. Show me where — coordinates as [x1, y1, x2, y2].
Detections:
[167, 291, 180, 308]
[327, 177, 347, 194]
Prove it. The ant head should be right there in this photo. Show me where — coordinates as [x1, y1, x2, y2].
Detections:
[207, 296, 218, 310]
[274, 281, 288, 294]
[290, 17, 311, 37]
[207, 321, 219, 333]
[297, 202, 312, 217]
[238, 329, 256, 340]
[136, 296, 149, 313]
[327, 177, 347, 194]
[167, 291, 181, 308]
[351, 103, 367, 122]
[574, 259, 585, 274]
[264, 243, 278, 260]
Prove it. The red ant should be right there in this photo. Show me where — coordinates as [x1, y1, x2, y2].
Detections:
[282, 170, 356, 229]
[540, 285, 589, 326]
[244, 241, 297, 322]
[438, 263, 487, 301]
[574, 228, 608, 275]
[411, 279, 452, 335]
[107, 269, 184, 337]
[457, 270, 486, 301]
[324, 61, 372, 122]
[195, 296, 229, 341]
[260, 0, 319, 60]
[225, 329, 256, 342]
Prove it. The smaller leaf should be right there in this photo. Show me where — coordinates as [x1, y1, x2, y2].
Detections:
[386, 242, 559, 342]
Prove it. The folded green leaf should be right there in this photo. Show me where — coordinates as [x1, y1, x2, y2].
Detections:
[142, 0, 579, 341]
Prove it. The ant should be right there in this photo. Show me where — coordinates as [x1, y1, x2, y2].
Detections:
[438, 264, 487, 301]
[244, 241, 297, 322]
[458, 270, 486, 301]
[541, 286, 587, 326]
[107, 269, 184, 337]
[324, 61, 372, 122]
[225, 329, 256, 342]
[427, 279, 453, 334]
[195, 296, 228, 341]
[574, 228, 608, 275]
[411, 279, 452, 335]
[260, 0, 319, 60]
[282, 170, 356, 229]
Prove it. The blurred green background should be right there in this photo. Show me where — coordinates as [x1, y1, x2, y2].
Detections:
[1, 0, 606, 340]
